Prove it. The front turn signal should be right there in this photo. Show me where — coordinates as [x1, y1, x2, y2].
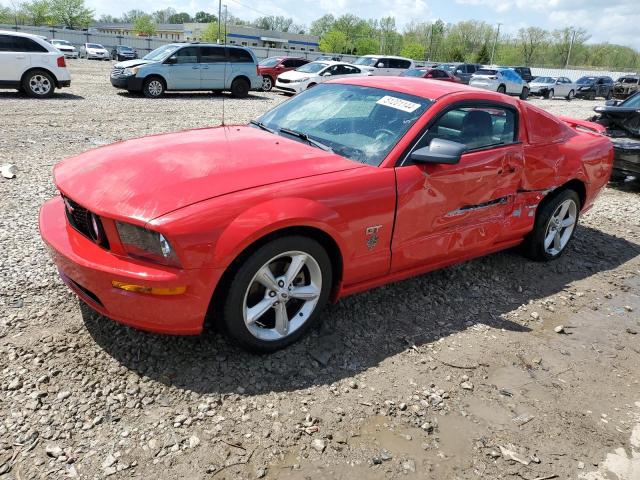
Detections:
[112, 281, 186, 296]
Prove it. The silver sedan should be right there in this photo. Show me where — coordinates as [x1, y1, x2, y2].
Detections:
[529, 76, 577, 100]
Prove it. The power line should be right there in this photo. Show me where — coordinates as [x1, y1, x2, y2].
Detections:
[227, 0, 272, 18]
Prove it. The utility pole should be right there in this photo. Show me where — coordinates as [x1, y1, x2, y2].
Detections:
[565, 28, 576, 68]
[490, 22, 501, 65]
[427, 23, 434, 62]
[217, 0, 222, 44]
[223, 4, 227, 44]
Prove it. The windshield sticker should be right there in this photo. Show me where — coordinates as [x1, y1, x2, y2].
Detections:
[376, 95, 421, 113]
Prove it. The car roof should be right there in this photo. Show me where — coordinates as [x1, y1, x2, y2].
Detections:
[359, 54, 412, 60]
[0, 29, 46, 39]
[328, 75, 484, 100]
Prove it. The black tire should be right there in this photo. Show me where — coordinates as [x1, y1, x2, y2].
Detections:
[605, 90, 612, 100]
[261, 76, 273, 92]
[545, 89, 554, 99]
[520, 87, 529, 100]
[221, 236, 332, 353]
[521, 189, 581, 262]
[230, 77, 250, 98]
[497, 85, 506, 94]
[22, 69, 55, 98]
[566, 89, 574, 101]
[142, 77, 165, 98]
[588, 91, 596, 100]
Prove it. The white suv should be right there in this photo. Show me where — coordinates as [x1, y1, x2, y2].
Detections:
[352, 55, 414, 76]
[0, 30, 71, 98]
[469, 67, 529, 99]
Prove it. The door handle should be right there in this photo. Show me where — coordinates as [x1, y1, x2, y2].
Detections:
[192, 65, 200, 69]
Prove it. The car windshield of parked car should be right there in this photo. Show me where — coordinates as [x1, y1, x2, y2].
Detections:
[259, 57, 281, 67]
[475, 69, 497, 76]
[144, 44, 181, 61]
[438, 64, 456, 73]
[256, 84, 431, 166]
[577, 76, 596, 84]
[119, 46, 133, 51]
[401, 68, 428, 77]
[533, 77, 555, 84]
[53, 40, 71, 46]
[87, 43, 103, 49]
[296, 62, 329, 73]
[621, 93, 640, 108]
[353, 57, 377, 66]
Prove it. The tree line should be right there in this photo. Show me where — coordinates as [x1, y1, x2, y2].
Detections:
[1, 1, 638, 69]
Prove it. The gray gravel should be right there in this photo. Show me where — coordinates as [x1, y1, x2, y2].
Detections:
[1, 60, 640, 480]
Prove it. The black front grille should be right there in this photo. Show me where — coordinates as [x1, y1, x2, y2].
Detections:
[63, 196, 110, 249]
[278, 78, 291, 84]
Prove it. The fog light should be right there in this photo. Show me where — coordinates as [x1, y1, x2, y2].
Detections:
[111, 281, 186, 295]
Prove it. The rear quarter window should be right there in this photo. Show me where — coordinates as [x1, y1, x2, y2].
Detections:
[522, 103, 572, 145]
[228, 48, 254, 63]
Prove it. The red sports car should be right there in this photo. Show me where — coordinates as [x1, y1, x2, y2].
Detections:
[257, 56, 310, 92]
[401, 67, 462, 83]
[39, 77, 613, 352]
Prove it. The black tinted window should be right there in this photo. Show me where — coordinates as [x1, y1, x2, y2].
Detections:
[389, 58, 411, 69]
[174, 47, 198, 63]
[296, 59, 309, 67]
[200, 46, 226, 63]
[282, 59, 297, 68]
[227, 48, 253, 63]
[0, 35, 47, 52]
[0, 35, 13, 51]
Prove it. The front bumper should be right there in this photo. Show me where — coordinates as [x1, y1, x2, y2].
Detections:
[611, 137, 640, 176]
[574, 89, 595, 98]
[86, 52, 110, 59]
[39, 196, 219, 335]
[61, 51, 79, 59]
[110, 75, 143, 91]
[528, 87, 549, 97]
[274, 81, 305, 94]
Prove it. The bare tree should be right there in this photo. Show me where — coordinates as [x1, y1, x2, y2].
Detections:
[518, 27, 547, 65]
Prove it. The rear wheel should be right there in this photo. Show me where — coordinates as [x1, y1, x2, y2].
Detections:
[142, 77, 164, 98]
[545, 89, 554, 99]
[22, 69, 55, 98]
[261, 76, 273, 91]
[221, 236, 332, 352]
[520, 86, 529, 100]
[521, 189, 580, 261]
[497, 84, 506, 94]
[230, 78, 250, 98]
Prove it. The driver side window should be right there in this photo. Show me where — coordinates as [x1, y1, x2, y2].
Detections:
[416, 105, 517, 152]
[174, 47, 198, 64]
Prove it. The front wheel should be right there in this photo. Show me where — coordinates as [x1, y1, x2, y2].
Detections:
[22, 69, 55, 98]
[221, 236, 332, 352]
[142, 77, 164, 98]
[497, 85, 506, 94]
[545, 89, 554, 99]
[566, 89, 574, 100]
[520, 86, 529, 100]
[261, 76, 273, 91]
[521, 189, 580, 261]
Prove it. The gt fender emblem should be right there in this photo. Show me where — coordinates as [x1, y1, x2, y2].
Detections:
[366, 225, 382, 250]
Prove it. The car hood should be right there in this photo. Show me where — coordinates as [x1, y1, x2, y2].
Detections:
[55, 45, 75, 50]
[593, 105, 640, 137]
[529, 82, 552, 88]
[114, 59, 156, 68]
[279, 70, 318, 80]
[54, 126, 363, 222]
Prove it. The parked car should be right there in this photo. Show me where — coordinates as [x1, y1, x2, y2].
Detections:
[613, 75, 640, 99]
[437, 63, 482, 84]
[50, 39, 79, 59]
[508, 66, 534, 83]
[592, 92, 640, 179]
[40, 76, 612, 351]
[469, 68, 529, 99]
[400, 67, 461, 83]
[353, 55, 414, 75]
[110, 43, 261, 98]
[274, 61, 368, 94]
[575, 76, 613, 100]
[111, 45, 137, 61]
[0, 30, 71, 98]
[80, 43, 110, 60]
[528, 76, 576, 100]
[315, 54, 342, 61]
[257, 56, 309, 91]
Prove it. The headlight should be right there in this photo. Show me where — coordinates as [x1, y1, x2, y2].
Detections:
[291, 77, 309, 83]
[123, 67, 138, 76]
[115, 221, 179, 267]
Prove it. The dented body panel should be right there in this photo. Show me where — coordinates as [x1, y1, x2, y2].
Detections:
[39, 77, 614, 335]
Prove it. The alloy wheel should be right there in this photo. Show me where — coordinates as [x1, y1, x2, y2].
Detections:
[29, 74, 51, 96]
[543, 199, 577, 256]
[147, 80, 163, 97]
[262, 76, 273, 91]
[242, 251, 322, 341]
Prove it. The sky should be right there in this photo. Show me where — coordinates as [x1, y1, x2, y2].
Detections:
[83, 0, 640, 49]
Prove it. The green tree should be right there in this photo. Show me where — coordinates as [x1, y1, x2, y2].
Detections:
[151, 8, 176, 24]
[319, 29, 347, 53]
[0, 5, 12, 23]
[450, 47, 465, 62]
[194, 11, 215, 23]
[23, 0, 51, 25]
[354, 37, 378, 55]
[50, 0, 93, 29]
[121, 9, 145, 22]
[168, 12, 191, 24]
[310, 14, 335, 37]
[401, 43, 425, 60]
[201, 21, 225, 42]
[475, 43, 490, 63]
[252, 15, 293, 32]
[518, 27, 547, 65]
[133, 14, 156, 36]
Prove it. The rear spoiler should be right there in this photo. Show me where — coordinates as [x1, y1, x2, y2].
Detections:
[558, 116, 607, 135]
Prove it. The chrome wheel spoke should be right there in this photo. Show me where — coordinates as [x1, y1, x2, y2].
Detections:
[284, 254, 307, 286]
[255, 266, 279, 291]
[558, 201, 570, 220]
[290, 283, 320, 300]
[544, 230, 556, 249]
[553, 231, 562, 250]
[274, 302, 289, 336]
[561, 215, 575, 227]
[246, 297, 274, 325]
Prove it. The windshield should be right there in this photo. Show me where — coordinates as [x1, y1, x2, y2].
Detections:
[256, 84, 431, 166]
[533, 77, 554, 84]
[475, 69, 497, 76]
[621, 92, 640, 108]
[296, 62, 328, 73]
[577, 76, 597, 84]
[144, 44, 181, 61]
[354, 57, 377, 66]
[119, 46, 133, 51]
[438, 64, 456, 72]
[53, 40, 71, 46]
[87, 43, 103, 49]
[401, 68, 428, 77]
[259, 57, 281, 67]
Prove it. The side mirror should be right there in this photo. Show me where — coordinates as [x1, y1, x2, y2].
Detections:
[376, 62, 384, 68]
[322, 72, 332, 76]
[410, 138, 466, 165]
[165, 56, 177, 65]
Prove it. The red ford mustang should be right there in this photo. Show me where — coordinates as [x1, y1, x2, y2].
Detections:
[39, 77, 613, 352]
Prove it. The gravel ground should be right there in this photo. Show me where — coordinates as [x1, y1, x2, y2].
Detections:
[1, 60, 640, 480]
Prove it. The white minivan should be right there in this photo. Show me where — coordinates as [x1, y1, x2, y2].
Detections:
[352, 55, 414, 76]
[0, 30, 71, 98]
